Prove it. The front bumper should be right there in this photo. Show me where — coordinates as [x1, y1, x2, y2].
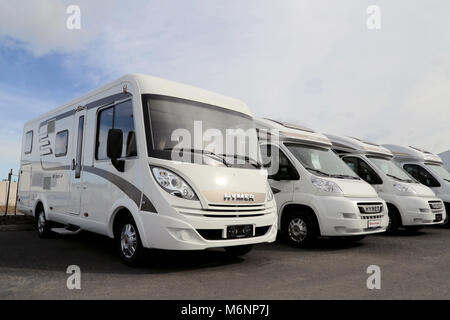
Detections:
[137, 207, 277, 250]
[313, 196, 389, 236]
[396, 196, 446, 226]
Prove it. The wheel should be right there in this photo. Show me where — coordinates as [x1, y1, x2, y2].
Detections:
[225, 245, 253, 257]
[36, 208, 53, 238]
[283, 212, 318, 247]
[404, 226, 423, 232]
[386, 205, 401, 234]
[115, 216, 145, 266]
[345, 235, 366, 242]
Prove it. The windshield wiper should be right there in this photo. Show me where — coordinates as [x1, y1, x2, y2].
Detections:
[305, 167, 331, 177]
[386, 174, 411, 182]
[219, 154, 262, 168]
[164, 148, 232, 167]
[330, 174, 360, 180]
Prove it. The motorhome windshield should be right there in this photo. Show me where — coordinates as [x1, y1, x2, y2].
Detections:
[368, 156, 415, 183]
[425, 163, 450, 182]
[285, 143, 359, 179]
[143, 95, 260, 168]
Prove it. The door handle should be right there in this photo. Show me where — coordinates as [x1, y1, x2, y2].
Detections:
[71, 159, 76, 170]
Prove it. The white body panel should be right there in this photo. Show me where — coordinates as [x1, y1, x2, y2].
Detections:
[17, 74, 277, 250]
[325, 136, 446, 227]
[256, 119, 388, 237]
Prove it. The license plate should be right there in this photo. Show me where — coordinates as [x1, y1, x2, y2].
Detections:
[368, 220, 381, 229]
[435, 214, 443, 222]
[226, 225, 254, 239]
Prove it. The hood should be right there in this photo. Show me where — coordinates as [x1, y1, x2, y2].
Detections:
[333, 179, 378, 198]
[160, 162, 268, 205]
[410, 183, 436, 198]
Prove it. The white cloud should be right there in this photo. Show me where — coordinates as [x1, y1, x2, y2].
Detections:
[1, 0, 450, 155]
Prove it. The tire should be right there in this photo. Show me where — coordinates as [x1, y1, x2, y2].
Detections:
[36, 208, 53, 238]
[386, 205, 401, 234]
[225, 245, 253, 257]
[404, 226, 424, 232]
[283, 212, 318, 247]
[115, 215, 145, 267]
[345, 235, 366, 242]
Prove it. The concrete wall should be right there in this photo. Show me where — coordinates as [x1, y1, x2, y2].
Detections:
[0, 181, 18, 206]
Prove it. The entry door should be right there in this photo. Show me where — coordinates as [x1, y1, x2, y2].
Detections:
[260, 144, 296, 213]
[67, 108, 87, 215]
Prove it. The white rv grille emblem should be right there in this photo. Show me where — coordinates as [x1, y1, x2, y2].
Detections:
[224, 193, 255, 202]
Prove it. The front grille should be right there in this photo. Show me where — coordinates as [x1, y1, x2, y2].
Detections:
[203, 213, 265, 218]
[357, 202, 384, 214]
[360, 214, 384, 220]
[197, 226, 271, 240]
[206, 203, 266, 212]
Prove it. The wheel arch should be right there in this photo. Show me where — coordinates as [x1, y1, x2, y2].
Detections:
[280, 203, 321, 236]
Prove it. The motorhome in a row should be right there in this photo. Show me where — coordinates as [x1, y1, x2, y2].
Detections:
[384, 145, 450, 226]
[255, 119, 388, 246]
[325, 135, 446, 232]
[18, 74, 447, 266]
[18, 74, 277, 265]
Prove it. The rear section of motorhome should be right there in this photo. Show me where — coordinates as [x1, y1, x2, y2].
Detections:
[384, 144, 450, 226]
[326, 135, 446, 232]
[17, 74, 277, 265]
[255, 119, 388, 247]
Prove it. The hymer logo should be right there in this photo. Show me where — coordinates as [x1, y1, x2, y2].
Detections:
[224, 193, 255, 202]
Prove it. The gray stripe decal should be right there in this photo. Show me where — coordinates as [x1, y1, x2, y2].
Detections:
[35, 161, 156, 213]
[39, 92, 132, 127]
[83, 166, 157, 213]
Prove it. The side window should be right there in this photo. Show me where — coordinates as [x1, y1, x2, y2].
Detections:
[404, 164, 440, 187]
[24, 130, 33, 154]
[55, 130, 69, 157]
[96, 100, 137, 160]
[343, 157, 383, 185]
[260, 144, 299, 181]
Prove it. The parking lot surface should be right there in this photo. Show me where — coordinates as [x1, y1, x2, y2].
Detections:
[0, 227, 449, 299]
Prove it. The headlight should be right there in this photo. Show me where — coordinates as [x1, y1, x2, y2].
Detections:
[151, 166, 198, 201]
[393, 182, 416, 195]
[266, 182, 274, 201]
[311, 176, 343, 194]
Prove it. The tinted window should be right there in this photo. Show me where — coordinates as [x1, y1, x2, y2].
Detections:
[96, 100, 136, 160]
[55, 130, 69, 157]
[404, 164, 440, 187]
[342, 157, 383, 184]
[260, 144, 299, 180]
[24, 131, 33, 154]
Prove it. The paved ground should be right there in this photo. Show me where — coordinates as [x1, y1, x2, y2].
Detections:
[0, 227, 449, 300]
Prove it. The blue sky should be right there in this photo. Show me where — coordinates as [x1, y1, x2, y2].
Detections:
[1, 0, 450, 178]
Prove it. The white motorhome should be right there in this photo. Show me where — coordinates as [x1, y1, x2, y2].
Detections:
[17, 74, 277, 265]
[383, 144, 450, 227]
[255, 119, 388, 247]
[326, 135, 446, 232]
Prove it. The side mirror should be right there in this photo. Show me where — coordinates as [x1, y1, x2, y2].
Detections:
[107, 129, 125, 172]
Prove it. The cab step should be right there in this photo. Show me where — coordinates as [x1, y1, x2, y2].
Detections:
[51, 224, 81, 235]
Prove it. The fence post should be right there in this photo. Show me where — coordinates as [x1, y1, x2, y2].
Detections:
[4, 169, 12, 216]
[15, 170, 20, 215]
